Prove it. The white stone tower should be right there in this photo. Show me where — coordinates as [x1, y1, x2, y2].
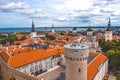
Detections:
[64, 42, 89, 80]
[30, 20, 37, 44]
[105, 18, 113, 41]
[51, 24, 55, 33]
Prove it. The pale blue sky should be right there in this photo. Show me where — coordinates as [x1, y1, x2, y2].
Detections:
[0, 0, 120, 27]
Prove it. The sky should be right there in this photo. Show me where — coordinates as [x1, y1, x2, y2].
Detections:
[0, 0, 120, 27]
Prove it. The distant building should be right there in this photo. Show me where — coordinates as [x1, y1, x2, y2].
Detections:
[87, 23, 93, 36]
[30, 20, 45, 44]
[105, 18, 113, 41]
[72, 27, 77, 33]
[30, 20, 37, 44]
[52, 24, 55, 33]
[80, 24, 98, 50]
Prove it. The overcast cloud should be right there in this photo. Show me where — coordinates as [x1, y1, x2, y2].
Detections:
[0, 0, 120, 27]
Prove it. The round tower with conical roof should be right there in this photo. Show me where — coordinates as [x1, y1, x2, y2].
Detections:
[64, 42, 89, 80]
[105, 18, 113, 41]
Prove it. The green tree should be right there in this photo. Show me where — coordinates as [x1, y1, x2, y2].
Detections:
[21, 36, 27, 40]
[46, 34, 56, 40]
[99, 39, 120, 72]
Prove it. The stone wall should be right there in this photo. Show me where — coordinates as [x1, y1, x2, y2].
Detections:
[0, 57, 40, 80]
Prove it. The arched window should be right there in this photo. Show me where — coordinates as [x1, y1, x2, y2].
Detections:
[78, 68, 81, 73]
[30, 67, 34, 72]
[57, 61, 60, 65]
[35, 65, 38, 70]
[39, 63, 42, 69]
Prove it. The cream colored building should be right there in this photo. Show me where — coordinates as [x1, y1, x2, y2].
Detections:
[80, 25, 98, 50]
[64, 42, 89, 80]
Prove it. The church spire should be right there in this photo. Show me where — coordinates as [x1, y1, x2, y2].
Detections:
[31, 20, 35, 32]
[87, 22, 93, 31]
[52, 23, 54, 29]
[108, 17, 111, 27]
[51, 23, 55, 33]
[107, 18, 112, 31]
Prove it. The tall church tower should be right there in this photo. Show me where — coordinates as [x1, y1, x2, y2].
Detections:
[105, 18, 113, 41]
[64, 42, 89, 80]
[87, 23, 93, 36]
[51, 24, 55, 33]
[30, 20, 37, 44]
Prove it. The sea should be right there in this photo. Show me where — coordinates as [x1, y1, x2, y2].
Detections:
[0, 26, 119, 32]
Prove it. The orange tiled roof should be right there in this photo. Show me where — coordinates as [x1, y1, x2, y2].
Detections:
[0, 46, 63, 68]
[11, 49, 60, 68]
[87, 52, 107, 80]
[0, 49, 10, 63]
[23, 39, 31, 43]
[0, 45, 107, 80]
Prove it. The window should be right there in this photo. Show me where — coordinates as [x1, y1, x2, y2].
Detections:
[10, 77, 16, 80]
[30, 67, 34, 72]
[39, 63, 42, 69]
[78, 68, 81, 72]
[81, 54, 83, 56]
[35, 65, 38, 70]
[75, 50, 78, 52]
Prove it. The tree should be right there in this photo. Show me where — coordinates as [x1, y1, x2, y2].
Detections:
[46, 34, 56, 40]
[21, 36, 27, 40]
[99, 39, 120, 72]
[0, 39, 6, 45]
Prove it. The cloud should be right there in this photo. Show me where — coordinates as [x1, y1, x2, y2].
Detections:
[0, 1, 49, 19]
[1, 0, 120, 27]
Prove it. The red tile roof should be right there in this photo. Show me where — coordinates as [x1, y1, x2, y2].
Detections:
[88, 52, 107, 80]
[0, 46, 63, 68]
[0, 49, 10, 63]
[0, 46, 107, 80]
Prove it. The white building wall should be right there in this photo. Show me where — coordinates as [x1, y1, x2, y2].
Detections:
[93, 60, 108, 80]
[30, 32, 37, 39]
[16, 57, 51, 74]
[52, 55, 61, 68]
[87, 31, 93, 36]
[16, 55, 61, 75]
[105, 31, 112, 41]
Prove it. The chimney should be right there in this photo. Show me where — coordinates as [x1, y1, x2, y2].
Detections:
[6, 47, 8, 52]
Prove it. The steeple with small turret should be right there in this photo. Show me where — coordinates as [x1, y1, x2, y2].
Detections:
[31, 20, 35, 32]
[87, 22, 93, 36]
[51, 24, 55, 33]
[30, 20, 37, 43]
[106, 18, 112, 31]
[105, 18, 113, 41]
